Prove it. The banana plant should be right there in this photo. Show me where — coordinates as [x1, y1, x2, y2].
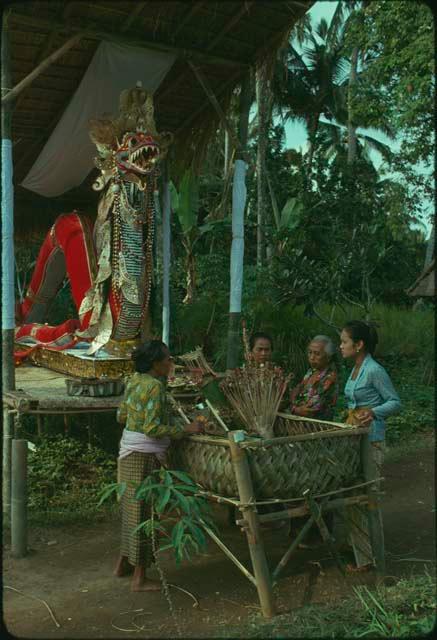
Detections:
[170, 169, 230, 304]
[275, 195, 324, 255]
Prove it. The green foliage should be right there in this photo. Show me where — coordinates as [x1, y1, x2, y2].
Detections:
[99, 468, 217, 565]
[223, 572, 436, 638]
[172, 169, 199, 234]
[345, 0, 434, 166]
[28, 436, 116, 518]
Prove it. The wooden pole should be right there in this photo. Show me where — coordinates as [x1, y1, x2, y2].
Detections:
[273, 516, 315, 583]
[1, 16, 16, 393]
[200, 519, 257, 586]
[361, 437, 385, 577]
[2, 33, 83, 104]
[11, 439, 28, 558]
[162, 165, 171, 348]
[226, 72, 251, 370]
[255, 64, 268, 267]
[188, 61, 241, 152]
[2, 407, 13, 522]
[228, 431, 275, 618]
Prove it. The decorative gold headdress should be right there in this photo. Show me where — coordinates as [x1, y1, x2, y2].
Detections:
[88, 81, 173, 158]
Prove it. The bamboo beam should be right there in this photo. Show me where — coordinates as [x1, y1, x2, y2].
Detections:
[2, 33, 83, 104]
[200, 519, 257, 586]
[7, 12, 246, 67]
[172, 1, 204, 40]
[236, 494, 370, 527]
[228, 431, 275, 618]
[175, 68, 242, 135]
[156, 3, 251, 106]
[34, 3, 76, 66]
[239, 427, 369, 449]
[187, 61, 240, 151]
[207, 2, 254, 52]
[120, 1, 149, 33]
[306, 495, 345, 574]
[273, 516, 315, 583]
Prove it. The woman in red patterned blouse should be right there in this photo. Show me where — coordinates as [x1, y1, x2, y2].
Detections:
[290, 335, 338, 421]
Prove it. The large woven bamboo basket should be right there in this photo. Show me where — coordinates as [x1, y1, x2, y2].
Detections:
[170, 414, 364, 499]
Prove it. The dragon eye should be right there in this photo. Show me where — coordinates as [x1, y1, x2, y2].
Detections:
[130, 137, 137, 147]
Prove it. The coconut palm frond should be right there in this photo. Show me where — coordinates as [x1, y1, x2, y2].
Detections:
[315, 17, 330, 42]
[292, 13, 312, 47]
[361, 135, 393, 161]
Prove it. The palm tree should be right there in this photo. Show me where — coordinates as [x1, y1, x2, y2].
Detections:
[316, 120, 394, 167]
[272, 14, 349, 175]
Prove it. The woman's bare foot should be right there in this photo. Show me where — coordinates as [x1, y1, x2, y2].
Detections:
[114, 555, 134, 577]
[131, 566, 161, 592]
[131, 578, 162, 592]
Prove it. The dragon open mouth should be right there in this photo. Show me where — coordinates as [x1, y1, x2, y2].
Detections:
[116, 133, 161, 176]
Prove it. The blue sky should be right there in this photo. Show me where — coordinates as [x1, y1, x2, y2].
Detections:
[282, 1, 432, 235]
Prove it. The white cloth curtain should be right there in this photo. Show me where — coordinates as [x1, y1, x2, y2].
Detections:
[22, 41, 176, 197]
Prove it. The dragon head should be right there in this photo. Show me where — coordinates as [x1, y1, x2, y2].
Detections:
[89, 82, 173, 191]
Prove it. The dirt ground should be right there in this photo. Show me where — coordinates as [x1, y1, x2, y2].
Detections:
[3, 441, 435, 639]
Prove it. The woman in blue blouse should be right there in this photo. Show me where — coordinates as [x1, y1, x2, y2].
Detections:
[340, 320, 401, 571]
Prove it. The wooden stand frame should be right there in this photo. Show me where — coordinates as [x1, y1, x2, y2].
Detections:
[3, 396, 385, 616]
[197, 430, 385, 618]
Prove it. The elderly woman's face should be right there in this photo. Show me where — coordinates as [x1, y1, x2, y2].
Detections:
[307, 341, 329, 370]
[251, 338, 272, 364]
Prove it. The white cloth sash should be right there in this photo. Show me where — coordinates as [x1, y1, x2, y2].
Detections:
[119, 427, 170, 462]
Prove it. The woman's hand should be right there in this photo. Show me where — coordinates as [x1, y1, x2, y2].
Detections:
[356, 409, 375, 427]
[184, 420, 205, 435]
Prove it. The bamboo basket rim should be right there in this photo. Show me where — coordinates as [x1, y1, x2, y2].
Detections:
[187, 422, 368, 448]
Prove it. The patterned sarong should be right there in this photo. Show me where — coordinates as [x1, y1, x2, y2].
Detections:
[119, 451, 160, 567]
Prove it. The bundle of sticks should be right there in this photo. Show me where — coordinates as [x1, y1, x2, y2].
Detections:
[220, 362, 292, 438]
[177, 346, 217, 377]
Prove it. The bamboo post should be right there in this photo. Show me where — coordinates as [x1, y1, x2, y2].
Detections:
[2, 407, 13, 521]
[226, 72, 251, 370]
[37, 414, 43, 436]
[1, 16, 16, 393]
[188, 61, 241, 152]
[361, 437, 385, 576]
[162, 166, 171, 347]
[2, 33, 83, 104]
[228, 431, 275, 618]
[306, 496, 345, 574]
[11, 439, 28, 557]
[273, 516, 315, 584]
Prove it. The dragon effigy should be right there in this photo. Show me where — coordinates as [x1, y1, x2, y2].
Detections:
[15, 83, 173, 359]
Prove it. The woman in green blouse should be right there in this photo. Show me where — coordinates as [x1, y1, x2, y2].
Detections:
[115, 340, 203, 592]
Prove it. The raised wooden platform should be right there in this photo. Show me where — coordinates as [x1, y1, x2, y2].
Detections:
[3, 365, 123, 414]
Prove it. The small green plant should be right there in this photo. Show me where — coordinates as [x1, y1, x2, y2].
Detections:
[99, 468, 217, 564]
[28, 436, 116, 519]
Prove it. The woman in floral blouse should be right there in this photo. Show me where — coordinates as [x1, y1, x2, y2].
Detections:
[115, 340, 204, 592]
[290, 335, 338, 421]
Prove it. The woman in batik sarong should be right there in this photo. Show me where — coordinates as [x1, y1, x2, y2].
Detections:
[115, 340, 204, 591]
[290, 335, 338, 421]
[340, 320, 401, 571]
[288, 336, 338, 544]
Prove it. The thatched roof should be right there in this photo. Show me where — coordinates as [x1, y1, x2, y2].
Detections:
[5, 0, 313, 226]
[406, 260, 435, 298]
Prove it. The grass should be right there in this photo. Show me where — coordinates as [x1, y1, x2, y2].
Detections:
[223, 572, 436, 638]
